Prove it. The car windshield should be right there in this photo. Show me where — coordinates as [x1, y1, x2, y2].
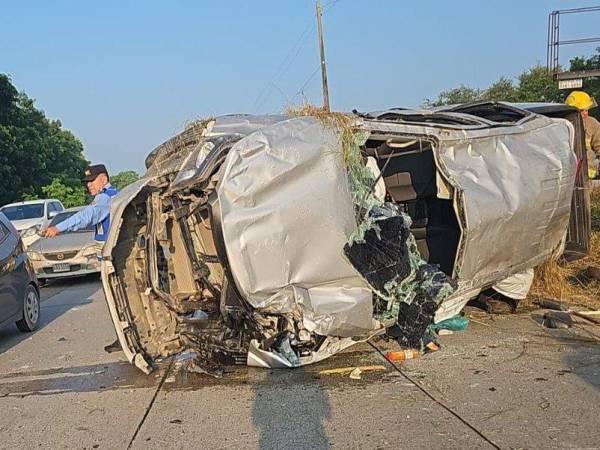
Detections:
[50, 211, 93, 232]
[1, 204, 44, 220]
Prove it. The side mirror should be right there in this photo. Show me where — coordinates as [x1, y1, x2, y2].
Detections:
[48, 211, 58, 220]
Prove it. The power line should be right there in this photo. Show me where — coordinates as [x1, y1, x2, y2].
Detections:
[292, 66, 321, 103]
[252, 0, 342, 112]
[322, 0, 343, 12]
[252, 19, 316, 111]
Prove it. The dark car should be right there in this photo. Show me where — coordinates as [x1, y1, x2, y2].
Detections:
[0, 211, 40, 332]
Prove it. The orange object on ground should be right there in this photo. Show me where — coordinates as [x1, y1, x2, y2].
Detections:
[425, 342, 440, 352]
[385, 349, 420, 362]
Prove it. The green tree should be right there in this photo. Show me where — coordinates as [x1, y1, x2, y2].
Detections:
[424, 65, 563, 107]
[0, 74, 88, 205]
[41, 178, 89, 208]
[515, 65, 562, 103]
[111, 170, 140, 190]
[482, 77, 519, 102]
[424, 85, 483, 107]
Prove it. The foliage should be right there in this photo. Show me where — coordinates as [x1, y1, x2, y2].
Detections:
[515, 66, 561, 103]
[482, 77, 519, 102]
[40, 178, 89, 208]
[0, 74, 88, 206]
[110, 170, 140, 191]
[424, 85, 482, 107]
[425, 65, 562, 107]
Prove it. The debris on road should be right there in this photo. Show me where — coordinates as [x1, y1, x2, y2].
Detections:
[542, 311, 573, 329]
[349, 368, 362, 380]
[385, 350, 420, 362]
[536, 298, 600, 326]
[318, 365, 386, 377]
[428, 315, 468, 333]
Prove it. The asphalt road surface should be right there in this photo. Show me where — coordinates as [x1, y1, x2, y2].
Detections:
[0, 277, 599, 449]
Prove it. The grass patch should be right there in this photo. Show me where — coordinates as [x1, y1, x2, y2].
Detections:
[528, 186, 600, 310]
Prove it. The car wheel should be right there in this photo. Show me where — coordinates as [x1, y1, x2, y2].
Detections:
[16, 285, 40, 332]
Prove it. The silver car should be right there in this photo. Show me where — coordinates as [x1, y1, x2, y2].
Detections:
[100, 103, 586, 375]
[27, 207, 100, 280]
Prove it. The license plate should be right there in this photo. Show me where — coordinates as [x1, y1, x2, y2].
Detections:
[53, 263, 70, 273]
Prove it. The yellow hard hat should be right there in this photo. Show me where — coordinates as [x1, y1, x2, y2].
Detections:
[565, 91, 597, 110]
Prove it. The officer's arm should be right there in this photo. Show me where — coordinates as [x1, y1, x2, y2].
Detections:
[55, 194, 110, 233]
[55, 204, 96, 233]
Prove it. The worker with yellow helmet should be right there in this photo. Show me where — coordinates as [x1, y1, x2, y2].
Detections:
[565, 90, 600, 179]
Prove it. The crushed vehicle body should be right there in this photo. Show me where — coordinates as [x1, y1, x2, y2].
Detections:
[100, 103, 577, 374]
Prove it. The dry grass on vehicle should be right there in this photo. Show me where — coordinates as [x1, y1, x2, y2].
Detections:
[285, 103, 358, 165]
[529, 187, 600, 310]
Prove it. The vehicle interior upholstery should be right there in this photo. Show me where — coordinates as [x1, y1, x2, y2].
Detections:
[364, 137, 460, 276]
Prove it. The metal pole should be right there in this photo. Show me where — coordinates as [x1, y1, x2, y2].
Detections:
[316, 0, 330, 111]
[554, 12, 560, 72]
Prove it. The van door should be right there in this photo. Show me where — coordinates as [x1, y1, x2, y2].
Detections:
[434, 116, 576, 284]
[528, 107, 590, 260]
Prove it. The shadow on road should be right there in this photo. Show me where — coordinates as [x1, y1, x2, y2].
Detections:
[0, 275, 100, 356]
[530, 311, 600, 391]
[561, 329, 600, 392]
[251, 368, 332, 450]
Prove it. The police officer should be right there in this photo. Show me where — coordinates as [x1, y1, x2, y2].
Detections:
[565, 91, 600, 179]
[41, 164, 118, 243]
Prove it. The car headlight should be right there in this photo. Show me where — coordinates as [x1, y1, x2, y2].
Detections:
[27, 251, 43, 261]
[21, 226, 40, 238]
[81, 245, 98, 257]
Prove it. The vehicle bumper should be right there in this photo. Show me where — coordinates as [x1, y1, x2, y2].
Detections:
[32, 258, 101, 279]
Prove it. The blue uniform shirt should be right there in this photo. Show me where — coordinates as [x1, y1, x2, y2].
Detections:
[55, 183, 118, 241]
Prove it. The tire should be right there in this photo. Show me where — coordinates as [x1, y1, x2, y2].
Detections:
[16, 285, 40, 332]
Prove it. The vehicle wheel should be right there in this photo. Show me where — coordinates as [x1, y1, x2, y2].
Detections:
[16, 285, 40, 332]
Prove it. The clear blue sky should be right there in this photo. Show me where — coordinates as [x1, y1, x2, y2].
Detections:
[2, 0, 600, 174]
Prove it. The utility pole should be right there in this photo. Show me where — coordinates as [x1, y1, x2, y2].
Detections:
[315, 0, 330, 111]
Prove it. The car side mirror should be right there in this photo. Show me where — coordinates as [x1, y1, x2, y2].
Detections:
[48, 211, 58, 220]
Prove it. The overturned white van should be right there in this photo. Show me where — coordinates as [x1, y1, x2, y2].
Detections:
[100, 102, 583, 375]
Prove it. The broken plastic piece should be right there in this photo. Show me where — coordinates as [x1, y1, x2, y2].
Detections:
[429, 315, 469, 333]
[425, 342, 440, 353]
[349, 368, 362, 379]
[188, 310, 209, 319]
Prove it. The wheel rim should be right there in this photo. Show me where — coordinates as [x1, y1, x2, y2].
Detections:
[26, 291, 39, 324]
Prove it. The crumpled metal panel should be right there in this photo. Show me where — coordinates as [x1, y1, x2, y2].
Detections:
[436, 117, 576, 284]
[216, 116, 376, 337]
[170, 115, 291, 190]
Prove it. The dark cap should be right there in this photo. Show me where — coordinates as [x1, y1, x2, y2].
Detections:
[82, 164, 109, 182]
